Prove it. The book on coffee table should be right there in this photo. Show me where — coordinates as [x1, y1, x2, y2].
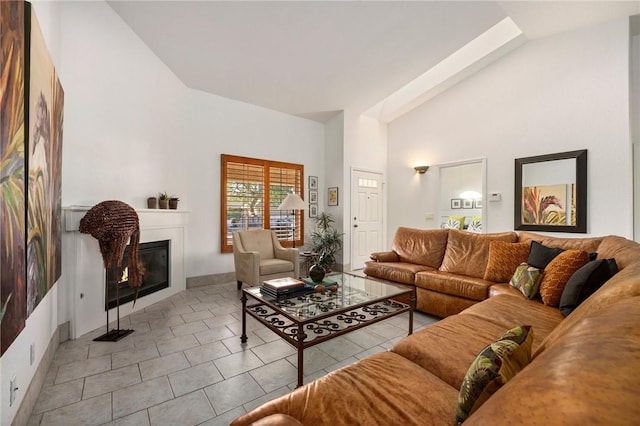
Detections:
[259, 283, 314, 298]
[262, 277, 305, 292]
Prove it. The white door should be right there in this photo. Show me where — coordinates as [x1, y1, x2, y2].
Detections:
[351, 169, 383, 270]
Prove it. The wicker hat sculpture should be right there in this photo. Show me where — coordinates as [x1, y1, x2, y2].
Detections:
[79, 201, 144, 303]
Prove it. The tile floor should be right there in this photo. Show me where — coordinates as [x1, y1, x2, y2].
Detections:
[28, 281, 438, 426]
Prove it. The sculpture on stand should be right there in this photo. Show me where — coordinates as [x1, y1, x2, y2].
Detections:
[79, 200, 144, 341]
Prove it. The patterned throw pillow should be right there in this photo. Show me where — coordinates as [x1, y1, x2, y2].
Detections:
[455, 325, 533, 424]
[444, 216, 466, 230]
[467, 217, 482, 233]
[484, 241, 531, 282]
[539, 250, 589, 307]
[509, 263, 543, 299]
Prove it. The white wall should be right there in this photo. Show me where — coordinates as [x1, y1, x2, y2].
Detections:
[387, 18, 632, 238]
[184, 89, 324, 278]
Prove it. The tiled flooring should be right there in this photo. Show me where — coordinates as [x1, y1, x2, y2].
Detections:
[28, 281, 438, 426]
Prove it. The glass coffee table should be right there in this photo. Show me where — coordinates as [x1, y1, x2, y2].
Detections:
[240, 272, 415, 387]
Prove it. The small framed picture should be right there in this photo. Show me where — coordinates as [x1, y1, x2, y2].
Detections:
[451, 199, 462, 209]
[309, 204, 318, 218]
[463, 199, 473, 209]
[309, 176, 318, 190]
[474, 199, 482, 209]
[309, 190, 318, 204]
[328, 187, 338, 206]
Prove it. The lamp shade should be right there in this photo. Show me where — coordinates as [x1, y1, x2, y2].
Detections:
[278, 193, 306, 211]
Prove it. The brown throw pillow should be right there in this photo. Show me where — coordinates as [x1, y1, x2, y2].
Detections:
[484, 241, 531, 282]
[539, 249, 589, 306]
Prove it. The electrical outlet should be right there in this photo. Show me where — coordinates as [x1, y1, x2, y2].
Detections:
[9, 376, 17, 407]
[30, 343, 35, 366]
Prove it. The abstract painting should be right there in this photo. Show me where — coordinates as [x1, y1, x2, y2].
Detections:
[521, 184, 571, 226]
[1, 0, 27, 355]
[26, 5, 64, 316]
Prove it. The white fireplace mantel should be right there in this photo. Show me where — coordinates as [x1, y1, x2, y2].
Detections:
[62, 206, 190, 338]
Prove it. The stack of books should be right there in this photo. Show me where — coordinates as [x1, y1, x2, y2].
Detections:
[260, 277, 313, 298]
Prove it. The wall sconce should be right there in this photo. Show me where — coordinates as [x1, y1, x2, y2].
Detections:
[414, 165, 429, 174]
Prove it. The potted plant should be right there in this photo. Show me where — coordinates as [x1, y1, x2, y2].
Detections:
[158, 192, 169, 209]
[147, 196, 157, 209]
[169, 196, 180, 210]
[310, 212, 343, 272]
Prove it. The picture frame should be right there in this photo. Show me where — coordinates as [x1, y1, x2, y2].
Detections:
[308, 176, 318, 190]
[515, 149, 587, 233]
[328, 187, 338, 206]
[462, 199, 473, 209]
[451, 199, 462, 209]
[309, 204, 318, 218]
[309, 190, 318, 204]
[474, 199, 482, 209]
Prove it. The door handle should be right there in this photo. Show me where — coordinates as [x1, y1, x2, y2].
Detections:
[353, 224, 358, 228]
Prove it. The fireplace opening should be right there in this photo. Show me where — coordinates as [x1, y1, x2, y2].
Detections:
[105, 240, 170, 310]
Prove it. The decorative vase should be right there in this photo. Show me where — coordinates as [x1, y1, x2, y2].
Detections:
[147, 197, 157, 209]
[169, 199, 179, 210]
[309, 264, 325, 283]
[159, 199, 169, 209]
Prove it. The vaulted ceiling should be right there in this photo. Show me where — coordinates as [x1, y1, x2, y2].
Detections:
[109, 1, 640, 122]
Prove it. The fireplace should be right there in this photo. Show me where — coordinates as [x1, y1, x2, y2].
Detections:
[105, 240, 170, 310]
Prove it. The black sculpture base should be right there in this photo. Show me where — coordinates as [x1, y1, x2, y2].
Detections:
[93, 328, 134, 342]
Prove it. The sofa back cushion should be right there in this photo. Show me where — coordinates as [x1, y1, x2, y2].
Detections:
[392, 227, 450, 268]
[440, 230, 518, 279]
[517, 231, 603, 253]
[596, 235, 640, 270]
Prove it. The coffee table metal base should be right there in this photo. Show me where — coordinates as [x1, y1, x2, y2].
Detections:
[240, 290, 414, 387]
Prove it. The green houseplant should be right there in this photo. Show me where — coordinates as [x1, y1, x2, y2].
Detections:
[158, 192, 170, 209]
[310, 212, 343, 271]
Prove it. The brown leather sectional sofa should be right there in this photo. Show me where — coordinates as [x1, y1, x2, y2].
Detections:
[231, 229, 640, 425]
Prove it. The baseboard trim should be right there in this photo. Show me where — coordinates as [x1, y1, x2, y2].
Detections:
[186, 272, 236, 288]
[11, 324, 62, 426]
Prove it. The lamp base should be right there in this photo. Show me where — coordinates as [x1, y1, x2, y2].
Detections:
[93, 328, 134, 342]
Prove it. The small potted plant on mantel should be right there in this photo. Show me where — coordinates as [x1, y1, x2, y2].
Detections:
[158, 192, 170, 209]
[169, 196, 179, 210]
[147, 196, 157, 209]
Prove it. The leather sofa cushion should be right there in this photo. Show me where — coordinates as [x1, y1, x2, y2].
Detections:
[518, 231, 603, 253]
[466, 297, 640, 426]
[596, 235, 640, 269]
[489, 283, 529, 298]
[440, 230, 517, 278]
[391, 314, 513, 389]
[415, 288, 478, 318]
[392, 227, 450, 268]
[459, 295, 563, 353]
[364, 261, 434, 285]
[230, 351, 458, 426]
[416, 270, 493, 301]
[534, 262, 640, 357]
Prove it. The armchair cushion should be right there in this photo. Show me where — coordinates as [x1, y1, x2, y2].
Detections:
[233, 229, 299, 286]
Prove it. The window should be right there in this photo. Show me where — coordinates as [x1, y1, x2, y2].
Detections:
[221, 154, 304, 253]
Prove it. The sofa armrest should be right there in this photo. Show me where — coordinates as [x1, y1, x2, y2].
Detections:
[234, 250, 260, 284]
[370, 251, 399, 262]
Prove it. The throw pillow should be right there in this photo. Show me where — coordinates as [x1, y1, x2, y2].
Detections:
[455, 325, 533, 424]
[467, 216, 482, 233]
[444, 216, 466, 230]
[527, 241, 564, 269]
[484, 241, 531, 282]
[539, 250, 589, 307]
[559, 259, 618, 317]
[509, 263, 543, 299]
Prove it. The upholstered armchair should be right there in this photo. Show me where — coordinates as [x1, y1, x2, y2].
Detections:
[232, 229, 300, 289]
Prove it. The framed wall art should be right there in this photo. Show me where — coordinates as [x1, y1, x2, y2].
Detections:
[515, 150, 587, 233]
[309, 190, 317, 204]
[308, 176, 318, 190]
[309, 204, 318, 218]
[328, 187, 338, 206]
[462, 199, 473, 209]
[451, 199, 461, 209]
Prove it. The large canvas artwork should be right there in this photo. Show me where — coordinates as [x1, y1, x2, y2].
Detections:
[26, 5, 64, 316]
[1, 0, 27, 355]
